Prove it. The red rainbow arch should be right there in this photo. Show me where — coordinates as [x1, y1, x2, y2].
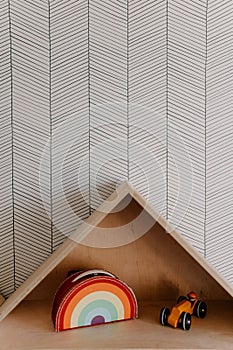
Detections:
[52, 270, 138, 331]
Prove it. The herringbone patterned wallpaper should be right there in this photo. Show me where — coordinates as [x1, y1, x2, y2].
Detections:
[0, 0, 232, 297]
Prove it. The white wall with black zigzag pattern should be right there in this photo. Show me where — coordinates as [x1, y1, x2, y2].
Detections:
[0, 0, 232, 297]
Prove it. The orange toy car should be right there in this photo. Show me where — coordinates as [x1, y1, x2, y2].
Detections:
[160, 291, 207, 330]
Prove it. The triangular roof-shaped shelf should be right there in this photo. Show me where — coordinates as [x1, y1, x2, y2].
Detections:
[0, 181, 232, 321]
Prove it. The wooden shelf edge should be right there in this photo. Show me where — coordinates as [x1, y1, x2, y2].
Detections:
[0, 295, 5, 307]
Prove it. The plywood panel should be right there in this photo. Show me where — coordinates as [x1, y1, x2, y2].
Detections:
[0, 300, 232, 349]
[28, 199, 231, 301]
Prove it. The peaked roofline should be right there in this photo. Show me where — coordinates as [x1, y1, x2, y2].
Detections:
[0, 181, 232, 321]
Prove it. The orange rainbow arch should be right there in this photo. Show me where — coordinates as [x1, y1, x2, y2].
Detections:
[52, 270, 138, 331]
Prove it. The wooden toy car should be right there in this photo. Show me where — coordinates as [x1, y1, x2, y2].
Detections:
[160, 291, 207, 330]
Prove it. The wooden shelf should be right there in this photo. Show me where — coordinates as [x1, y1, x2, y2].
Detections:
[0, 300, 232, 349]
[1, 182, 232, 323]
[1, 184, 232, 349]
[26, 198, 231, 303]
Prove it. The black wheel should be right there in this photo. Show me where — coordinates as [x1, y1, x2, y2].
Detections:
[193, 301, 207, 318]
[179, 312, 191, 330]
[160, 307, 170, 326]
[177, 295, 187, 304]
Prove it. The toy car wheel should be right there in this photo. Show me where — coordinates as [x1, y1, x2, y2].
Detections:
[179, 312, 191, 330]
[177, 295, 187, 304]
[160, 307, 170, 326]
[194, 301, 207, 318]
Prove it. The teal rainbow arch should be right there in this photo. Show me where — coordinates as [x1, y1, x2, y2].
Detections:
[78, 300, 118, 326]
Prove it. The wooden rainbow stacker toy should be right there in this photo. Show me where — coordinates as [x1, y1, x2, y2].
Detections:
[52, 269, 138, 331]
